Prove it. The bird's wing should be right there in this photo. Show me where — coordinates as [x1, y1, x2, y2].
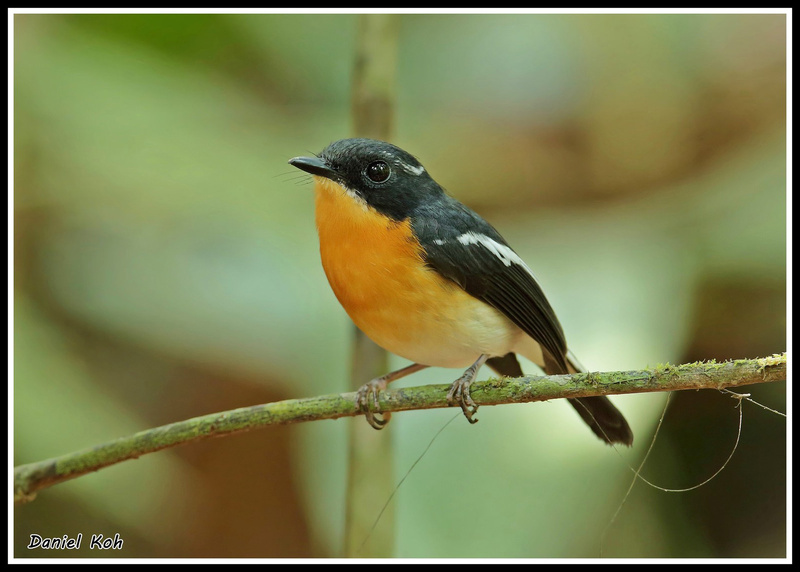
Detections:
[411, 197, 569, 373]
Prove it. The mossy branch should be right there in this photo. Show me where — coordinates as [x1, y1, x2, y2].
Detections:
[14, 354, 786, 505]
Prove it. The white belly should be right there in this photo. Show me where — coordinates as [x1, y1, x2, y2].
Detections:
[380, 293, 525, 368]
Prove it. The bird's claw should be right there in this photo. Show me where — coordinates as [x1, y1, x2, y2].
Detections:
[355, 378, 391, 430]
[447, 374, 479, 424]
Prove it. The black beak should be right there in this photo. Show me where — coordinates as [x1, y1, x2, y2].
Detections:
[288, 156, 337, 180]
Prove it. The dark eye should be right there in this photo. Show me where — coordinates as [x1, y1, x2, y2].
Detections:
[365, 161, 391, 183]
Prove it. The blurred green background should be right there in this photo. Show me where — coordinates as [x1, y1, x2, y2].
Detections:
[13, 13, 786, 559]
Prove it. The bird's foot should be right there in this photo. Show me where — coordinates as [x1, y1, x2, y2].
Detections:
[447, 355, 488, 424]
[355, 377, 391, 430]
[447, 372, 478, 423]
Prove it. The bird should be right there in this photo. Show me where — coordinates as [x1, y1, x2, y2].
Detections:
[289, 138, 633, 446]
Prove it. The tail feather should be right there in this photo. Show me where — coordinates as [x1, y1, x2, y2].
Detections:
[486, 351, 633, 446]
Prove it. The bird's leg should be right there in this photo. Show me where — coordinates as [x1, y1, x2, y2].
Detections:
[447, 354, 489, 424]
[356, 363, 429, 430]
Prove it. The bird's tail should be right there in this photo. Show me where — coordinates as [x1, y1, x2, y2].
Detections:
[563, 351, 633, 446]
[486, 351, 633, 446]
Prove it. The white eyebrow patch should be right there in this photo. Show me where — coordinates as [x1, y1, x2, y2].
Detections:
[399, 161, 425, 176]
[456, 231, 539, 279]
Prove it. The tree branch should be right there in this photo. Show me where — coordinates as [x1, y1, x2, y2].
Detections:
[14, 354, 786, 505]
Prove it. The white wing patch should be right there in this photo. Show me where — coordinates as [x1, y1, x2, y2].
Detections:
[456, 231, 539, 280]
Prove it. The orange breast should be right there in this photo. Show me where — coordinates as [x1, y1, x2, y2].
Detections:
[313, 177, 520, 368]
